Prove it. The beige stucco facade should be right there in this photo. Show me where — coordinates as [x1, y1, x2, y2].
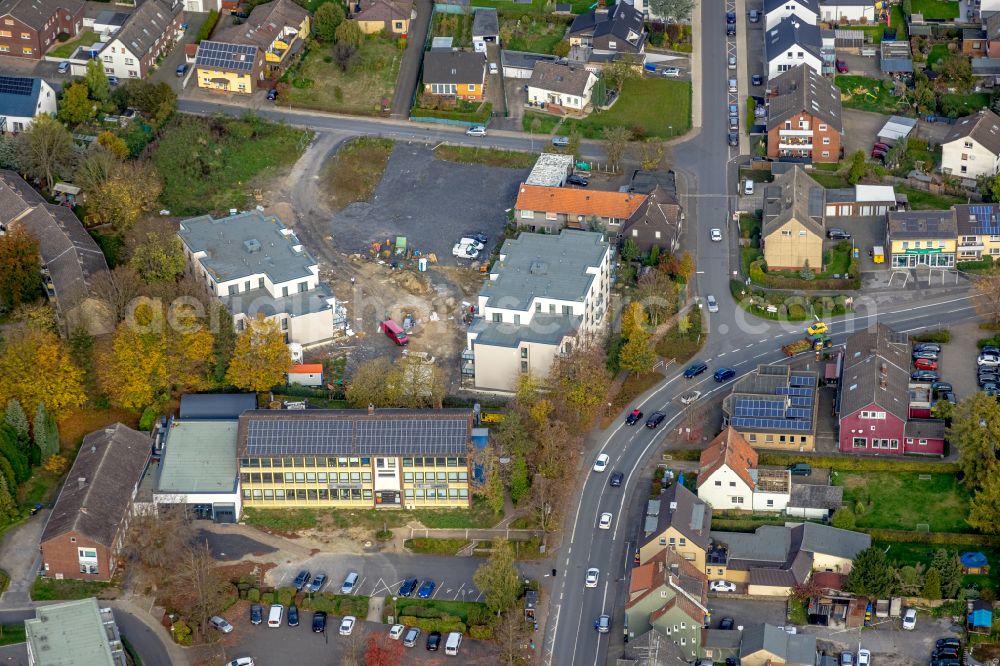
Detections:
[639, 526, 706, 569]
[470, 337, 570, 393]
[812, 553, 855, 574]
[763, 218, 823, 271]
[233, 309, 334, 348]
[743, 430, 816, 452]
[747, 582, 794, 597]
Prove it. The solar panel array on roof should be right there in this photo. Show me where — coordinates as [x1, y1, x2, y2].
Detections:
[775, 386, 814, 397]
[789, 374, 816, 387]
[196, 41, 257, 72]
[969, 205, 1000, 235]
[246, 419, 353, 455]
[735, 399, 786, 419]
[357, 419, 468, 455]
[732, 417, 812, 431]
[0, 76, 34, 97]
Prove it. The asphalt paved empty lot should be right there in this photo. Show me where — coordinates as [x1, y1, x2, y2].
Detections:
[329, 143, 529, 262]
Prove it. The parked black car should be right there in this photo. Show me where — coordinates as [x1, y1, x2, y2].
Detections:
[751, 74, 763, 86]
[914, 343, 942, 353]
[287, 605, 299, 627]
[426, 631, 442, 651]
[645, 412, 666, 428]
[930, 381, 952, 394]
[567, 174, 589, 187]
[726, 11, 736, 23]
[719, 617, 735, 630]
[728, 132, 738, 146]
[312, 611, 327, 633]
[935, 638, 961, 649]
[911, 370, 938, 382]
[292, 570, 311, 591]
[399, 578, 418, 597]
[250, 604, 263, 625]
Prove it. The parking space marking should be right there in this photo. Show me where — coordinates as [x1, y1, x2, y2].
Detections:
[354, 576, 367, 594]
[431, 584, 442, 599]
[453, 583, 466, 600]
[369, 577, 396, 597]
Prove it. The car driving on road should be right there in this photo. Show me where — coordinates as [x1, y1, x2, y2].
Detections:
[609, 472, 624, 487]
[645, 411, 666, 428]
[585, 568, 600, 588]
[466, 125, 487, 136]
[714, 367, 736, 382]
[625, 408, 643, 425]
[684, 361, 708, 378]
[679, 390, 701, 405]
[706, 294, 718, 313]
[598, 512, 612, 529]
[593, 453, 610, 472]
[710, 228, 722, 241]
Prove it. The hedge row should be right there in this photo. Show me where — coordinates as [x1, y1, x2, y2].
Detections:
[469, 624, 493, 640]
[711, 518, 787, 532]
[399, 615, 466, 634]
[299, 593, 368, 617]
[911, 330, 952, 343]
[196, 10, 219, 43]
[957, 259, 994, 272]
[756, 452, 958, 474]
[860, 528, 1000, 547]
[665, 449, 702, 461]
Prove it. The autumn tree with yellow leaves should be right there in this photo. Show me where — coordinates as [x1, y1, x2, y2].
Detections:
[224, 314, 290, 392]
[101, 301, 214, 410]
[0, 326, 86, 419]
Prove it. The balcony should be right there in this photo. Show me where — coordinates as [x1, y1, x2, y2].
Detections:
[778, 136, 813, 147]
[959, 240, 985, 250]
[779, 129, 813, 137]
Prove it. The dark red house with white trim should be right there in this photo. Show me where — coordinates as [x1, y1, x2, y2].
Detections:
[836, 324, 945, 456]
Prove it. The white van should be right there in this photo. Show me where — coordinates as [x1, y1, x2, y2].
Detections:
[445, 631, 462, 655]
[341, 572, 359, 594]
[267, 604, 283, 627]
[744, 179, 754, 195]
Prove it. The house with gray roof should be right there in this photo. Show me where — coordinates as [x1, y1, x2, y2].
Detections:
[0, 75, 56, 132]
[178, 210, 335, 347]
[760, 166, 826, 270]
[99, 0, 183, 80]
[880, 39, 913, 74]
[466, 229, 610, 391]
[25, 598, 126, 666]
[40, 424, 151, 582]
[422, 49, 486, 101]
[472, 7, 498, 43]
[766, 64, 843, 163]
[765, 16, 822, 79]
[638, 482, 712, 566]
[740, 623, 817, 666]
[942, 108, 1000, 184]
[0, 170, 109, 335]
[526, 61, 598, 113]
[502, 50, 558, 79]
[0, 0, 85, 59]
[567, 2, 645, 57]
[837, 323, 946, 456]
[764, 0, 819, 29]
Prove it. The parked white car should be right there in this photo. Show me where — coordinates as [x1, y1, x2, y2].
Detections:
[452, 243, 480, 259]
[459, 237, 485, 251]
[978, 354, 1000, 366]
[709, 580, 736, 593]
[585, 568, 600, 588]
[598, 512, 612, 529]
[389, 624, 405, 640]
[339, 616, 356, 635]
[857, 648, 871, 666]
[902, 608, 917, 630]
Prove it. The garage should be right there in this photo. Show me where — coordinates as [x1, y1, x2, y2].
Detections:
[502, 50, 558, 79]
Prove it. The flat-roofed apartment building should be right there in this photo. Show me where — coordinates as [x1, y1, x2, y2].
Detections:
[237, 407, 475, 510]
[25, 598, 126, 666]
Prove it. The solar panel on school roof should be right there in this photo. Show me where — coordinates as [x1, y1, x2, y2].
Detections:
[0, 76, 34, 97]
[244, 417, 469, 456]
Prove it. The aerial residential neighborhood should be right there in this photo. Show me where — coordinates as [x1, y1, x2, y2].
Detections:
[1, 0, 1000, 665]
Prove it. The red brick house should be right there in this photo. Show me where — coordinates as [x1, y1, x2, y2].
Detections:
[836, 324, 945, 456]
[765, 64, 843, 164]
[40, 424, 150, 582]
[0, 0, 85, 60]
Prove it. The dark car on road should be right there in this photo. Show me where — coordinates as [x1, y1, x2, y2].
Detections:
[399, 578, 418, 597]
[727, 23, 735, 35]
[726, 11, 736, 23]
[645, 411, 666, 428]
[287, 605, 299, 627]
[625, 409, 643, 425]
[915, 343, 942, 353]
[936, 638, 961, 649]
[567, 174, 589, 187]
[719, 617, 735, 630]
[426, 631, 442, 651]
[312, 611, 327, 633]
[749, 9, 760, 22]
[176, 63, 188, 76]
[751, 74, 763, 86]
[307, 573, 326, 593]
[714, 367, 736, 382]
[417, 580, 436, 598]
[610, 472, 624, 487]
[911, 370, 938, 382]
[293, 570, 311, 591]
[728, 132, 738, 146]
[684, 361, 708, 378]
[250, 604, 263, 625]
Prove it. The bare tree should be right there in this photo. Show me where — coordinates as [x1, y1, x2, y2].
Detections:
[124, 503, 195, 577]
[974, 273, 1000, 323]
[340, 626, 367, 666]
[602, 127, 633, 171]
[173, 540, 230, 635]
[90, 265, 143, 325]
[495, 608, 529, 666]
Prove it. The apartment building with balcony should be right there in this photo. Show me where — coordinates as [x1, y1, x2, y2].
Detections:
[465, 229, 611, 392]
[99, 0, 183, 80]
[956, 203, 1000, 261]
[237, 408, 475, 510]
[212, 0, 310, 80]
[765, 65, 843, 163]
[942, 109, 1000, 185]
[764, 16, 822, 79]
[177, 210, 335, 347]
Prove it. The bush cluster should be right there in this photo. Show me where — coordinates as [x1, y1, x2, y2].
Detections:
[398, 615, 467, 634]
[756, 452, 957, 474]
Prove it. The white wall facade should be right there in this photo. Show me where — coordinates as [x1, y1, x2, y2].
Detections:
[765, 2, 818, 29]
[942, 137, 1000, 181]
[151, 490, 242, 520]
[0, 79, 56, 132]
[768, 49, 822, 79]
[101, 39, 144, 79]
[698, 467, 754, 510]
[752, 490, 791, 512]
[819, 4, 875, 22]
[526, 73, 597, 111]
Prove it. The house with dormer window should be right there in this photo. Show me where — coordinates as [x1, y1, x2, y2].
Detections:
[99, 0, 183, 80]
[567, 2, 646, 56]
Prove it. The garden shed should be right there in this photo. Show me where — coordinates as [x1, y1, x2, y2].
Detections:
[960, 551, 990, 575]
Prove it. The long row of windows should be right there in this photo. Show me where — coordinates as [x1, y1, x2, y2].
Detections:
[241, 456, 467, 469]
[404, 472, 468, 483]
[244, 488, 470, 501]
[242, 471, 373, 484]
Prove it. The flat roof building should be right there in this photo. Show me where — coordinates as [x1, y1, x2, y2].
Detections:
[25, 598, 125, 666]
[152, 420, 240, 522]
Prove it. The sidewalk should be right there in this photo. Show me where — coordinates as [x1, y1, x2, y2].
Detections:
[0, 512, 46, 609]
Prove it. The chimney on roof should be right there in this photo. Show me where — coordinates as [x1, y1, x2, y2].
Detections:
[669, 501, 677, 512]
[77, 477, 86, 490]
[368, 403, 375, 416]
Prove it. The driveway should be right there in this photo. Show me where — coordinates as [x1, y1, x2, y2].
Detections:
[151, 11, 210, 92]
[329, 142, 528, 261]
[707, 598, 788, 628]
[842, 109, 889, 158]
[390, 0, 432, 117]
[936, 320, 979, 401]
[805, 611, 959, 666]
[0, 512, 46, 608]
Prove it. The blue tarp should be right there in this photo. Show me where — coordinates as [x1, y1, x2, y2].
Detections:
[968, 609, 992, 629]
[961, 552, 989, 569]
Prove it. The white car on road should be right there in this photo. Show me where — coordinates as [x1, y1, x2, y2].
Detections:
[585, 568, 600, 588]
[710, 228, 722, 241]
[679, 390, 702, 405]
[466, 125, 487, 136]
[709, 580, 736, 593]
[598, 512, 612, 529]
[593, 453, 609, 472]
[706, 294, 718, 313]
[452, 243, 479, 260]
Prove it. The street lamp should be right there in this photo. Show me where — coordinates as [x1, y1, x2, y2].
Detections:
[392, 596, 398, 623]
[668, 125, 673, 138]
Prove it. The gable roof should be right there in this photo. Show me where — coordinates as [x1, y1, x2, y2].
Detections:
[788, 483, 843, 511]
[195, 40, 260, 73]
[741, 623, 817, 665]
[839, 323, 911, 421]
[628, 548, 708, 625]
[0, 75, 44, 118]
[697, 427, 758, 491]
[766, 15, 822, 62]
[987, 11, 1000, 39]
[568, 2, 646, 51]
[0, 170, 109, 317]
[353, 0, 411, 23]
[793, 522, 871, 560]
[766, 64, 843, 132]
[945, 109, 1000, 154]
[108, 0, 181, 60]
[887, 209, 957, 239]
[765, 0, 819, 14]
[422, 49, 485, 85]
[528, 61, 594, 97]
[214, 0, 309, 50]
[289, 363, 323, 374]
[762, 166, 825, 238]
[0, 0, 84, 29]
[41, 423, 150, 547]
[641, 482, 712, 551]
[515, 183, 646, 220]
[956, 202, 1000, 236]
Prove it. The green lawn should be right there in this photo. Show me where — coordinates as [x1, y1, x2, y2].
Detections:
[471, 0, 595, 12]
[49, 30, 101, 59]
[503, 16, 571, 54]
[910, 0, 960, 20]
[282, 37, 401, 115]
[522, 110, 563, 134]
[0, 624, 25, 647]
[896, 186, 969, 210]
[32, 578, 110, 601]
[835, 472, 971, 532]
[562, 78, 691, 139]
[242, 508, 318, 532]
[151, 115, 310, 216]
[809, 171, 850, 189]
[877, 542, 998, 594]
[392, 598, 487, 623]
[940, 92, 991, 118]
[927, 44, 950, 68]
[434, 144, 538, 168]
[835, 75, 908, 115]
[405, 537, 471, 555]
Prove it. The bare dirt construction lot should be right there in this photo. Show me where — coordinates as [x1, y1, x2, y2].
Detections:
[258, 134, 522, 380]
